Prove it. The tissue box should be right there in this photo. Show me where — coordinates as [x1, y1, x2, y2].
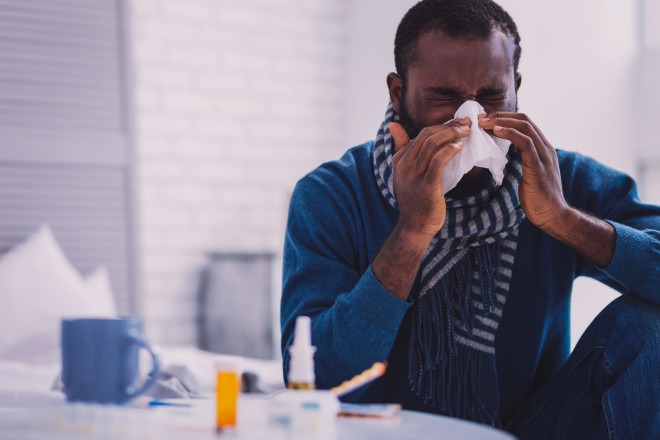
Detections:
[268, 390, 339, 437]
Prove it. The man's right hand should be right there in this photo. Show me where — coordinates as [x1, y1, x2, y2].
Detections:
[370, 119, 471, 301]
[389, 119, 471, 239]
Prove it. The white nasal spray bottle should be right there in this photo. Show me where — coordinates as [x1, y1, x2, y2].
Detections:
[270, 315, 339, 434]
[288, 315, 316, 389]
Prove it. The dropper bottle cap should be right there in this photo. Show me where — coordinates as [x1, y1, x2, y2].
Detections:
[288, 315, 316, 388]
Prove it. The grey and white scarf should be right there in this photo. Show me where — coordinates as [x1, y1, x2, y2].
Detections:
[372, 103, 524, 426]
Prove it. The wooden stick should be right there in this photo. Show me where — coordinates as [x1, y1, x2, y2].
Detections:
[330, 362, 388, 397]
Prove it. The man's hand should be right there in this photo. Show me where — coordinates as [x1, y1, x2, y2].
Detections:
[479, 112, 615, 267]
[389, 119, 470, 239]
[478, 112, 568, 231]
[370, 119, 470, 300]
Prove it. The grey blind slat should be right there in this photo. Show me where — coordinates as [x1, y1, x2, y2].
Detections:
[0, 163, 132, 314]
[0, 128, 124, 165]
[0, 0, 125, 159]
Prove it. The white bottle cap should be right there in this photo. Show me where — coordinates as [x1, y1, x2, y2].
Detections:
[214, 355, 244, 375]
[288, 316, 316, 385]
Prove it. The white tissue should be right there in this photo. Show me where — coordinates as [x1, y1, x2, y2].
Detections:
[441, 100, 510, 194]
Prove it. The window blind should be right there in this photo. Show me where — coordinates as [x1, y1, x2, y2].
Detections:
[0, 0, 135, 314]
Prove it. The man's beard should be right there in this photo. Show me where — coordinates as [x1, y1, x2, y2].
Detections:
[396, 90, 518, 199]
[397, 94, 422, 139]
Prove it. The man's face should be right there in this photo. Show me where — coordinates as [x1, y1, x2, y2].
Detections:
[392, 30, 520, 137]
[387, 29, 520, 197]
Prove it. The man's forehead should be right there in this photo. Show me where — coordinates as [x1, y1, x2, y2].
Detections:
[424, 79, 508, 92]
[411, 29, 516, 73]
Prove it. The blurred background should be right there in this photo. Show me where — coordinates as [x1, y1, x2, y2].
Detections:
[0, 0, 657, 358]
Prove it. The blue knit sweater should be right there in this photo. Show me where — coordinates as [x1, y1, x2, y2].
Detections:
[281, 141, 660, 422]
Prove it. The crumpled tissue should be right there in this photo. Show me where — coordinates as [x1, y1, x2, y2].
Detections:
[441, 100, 511, 194]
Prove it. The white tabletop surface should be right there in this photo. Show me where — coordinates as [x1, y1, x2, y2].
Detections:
[0, 394, 517, 440]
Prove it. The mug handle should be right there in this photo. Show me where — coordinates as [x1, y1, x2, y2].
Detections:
[124, 334, 161, 400]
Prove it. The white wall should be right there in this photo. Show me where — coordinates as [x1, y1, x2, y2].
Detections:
[644, 0, 660, 48]
[130, 0, 347, 344]
[344, 0, 417, 147]
[638, 0, 660, 204]
[344, 0, 640, 347]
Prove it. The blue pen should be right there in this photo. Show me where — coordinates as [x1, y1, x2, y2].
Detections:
[149, 400, 193, 408]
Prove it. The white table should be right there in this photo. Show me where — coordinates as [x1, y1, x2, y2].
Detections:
[0, 394, 517, 439]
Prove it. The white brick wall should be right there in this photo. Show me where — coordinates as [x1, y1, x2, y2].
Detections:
[130, 0, 347, 344]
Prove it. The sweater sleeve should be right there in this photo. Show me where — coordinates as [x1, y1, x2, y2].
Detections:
[280, 172, 411, 398]
[565, 153, 660, 305]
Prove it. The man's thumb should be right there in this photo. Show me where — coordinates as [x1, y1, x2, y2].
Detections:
[389, 122, 411, 151]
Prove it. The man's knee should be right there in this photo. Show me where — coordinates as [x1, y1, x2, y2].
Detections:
[600, 294, 660, 336]
[589, 294, 660, 372]
[591, 295, 660, 439]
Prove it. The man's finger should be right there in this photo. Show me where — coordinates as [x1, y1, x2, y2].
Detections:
[416, 126, 471, 172]
[492, 126, 541, 167]
[480, 116, 559, 169]
[479, 117, 550, 163]
[426, 142, 464, 184]
[480, 112, 552, 150]
[389, 122, 411, 151]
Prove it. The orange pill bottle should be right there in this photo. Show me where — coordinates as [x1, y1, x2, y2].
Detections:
[215, 358, 241, 430]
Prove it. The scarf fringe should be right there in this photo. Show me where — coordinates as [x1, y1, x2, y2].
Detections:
[408, 244, 502, 427]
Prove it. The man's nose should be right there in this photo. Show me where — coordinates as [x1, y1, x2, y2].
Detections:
[447, 99, 478, 118]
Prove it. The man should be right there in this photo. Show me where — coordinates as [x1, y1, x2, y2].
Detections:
[281, 1, 660, 438]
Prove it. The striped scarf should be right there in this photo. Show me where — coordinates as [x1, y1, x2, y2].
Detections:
[372, 103, 524, 426]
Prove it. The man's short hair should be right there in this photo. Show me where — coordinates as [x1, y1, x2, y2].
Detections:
[394, 0, 522, 82]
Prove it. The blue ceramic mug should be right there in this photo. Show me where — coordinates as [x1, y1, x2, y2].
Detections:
[61, 318, 160, 404]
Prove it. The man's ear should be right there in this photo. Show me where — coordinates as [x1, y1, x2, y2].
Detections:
[515, 72, 522, 92]
[387, 72, 403, 113]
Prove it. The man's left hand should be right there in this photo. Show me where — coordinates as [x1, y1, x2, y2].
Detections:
[478, 112, 569, 233]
